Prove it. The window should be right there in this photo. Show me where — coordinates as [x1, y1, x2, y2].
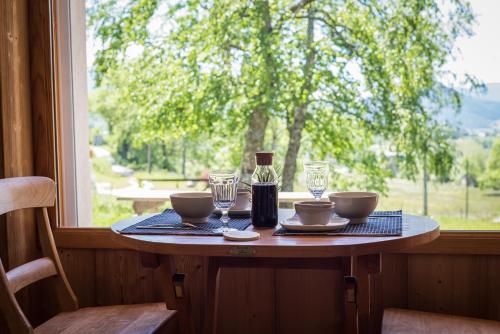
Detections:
[56, 0, 499, 229]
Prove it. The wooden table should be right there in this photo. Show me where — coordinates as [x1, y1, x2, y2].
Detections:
[111, 210, 439, 334]
[113, 189, 319, 215]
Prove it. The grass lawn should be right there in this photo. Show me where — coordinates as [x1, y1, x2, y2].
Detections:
[378, 179, 500, 230]
[90, 156, 500, 230]
[434, 216, 500, 230]
[91, 194, 134, 227]
[455, 136, 489, 158]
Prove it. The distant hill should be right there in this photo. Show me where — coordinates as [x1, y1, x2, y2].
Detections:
[482, 83, 500, 102]
[439, 83, 500, 130]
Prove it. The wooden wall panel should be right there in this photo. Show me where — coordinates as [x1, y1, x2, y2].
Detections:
[59, 249, 96, 307]
[408, 254, 500, 321]
[29, 0, 55, 180]
[28, 0, 57, 226]
[0, 0, 37, 270]
[170, 255, 206, 333]
[1, 1, 38, 329]
[51, 248, 500, 333]
[0, 90, 6, 266]
[216, 268, 276, 334]
[95, 250, 163, 305]
[382, 254, 408, 309]
[275, 268, 343, 333]
[411, 255, 479, 316]
[476, 256, 500, 320]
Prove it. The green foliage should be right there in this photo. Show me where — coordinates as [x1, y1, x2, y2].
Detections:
[434, 216, 500, 231]
[377, 178, 500, 224]
[92, 194, 134, 227]
[87, 0, 479, 192]
[480, 138, 500, 190]
[465, 157, 486, 187]
[91, 155, 113, 175]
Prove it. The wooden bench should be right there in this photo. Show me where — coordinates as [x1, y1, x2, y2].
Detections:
[383, 308, 500, 334]
[113, 189, 318, 215]
[137, 177, 209, 189]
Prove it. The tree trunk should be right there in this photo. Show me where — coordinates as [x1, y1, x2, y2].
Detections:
[147, 144, 152, 173]
[423, 151, 428, 216]
[465, 159, 469, 219]
[181, 138, 187, 178]
[240, 108, 269, 183]
[282, 11, 315, 191]
[240, 1, 275, 184]
[282, 105, 308, 191]
[161, 143, 168, 169]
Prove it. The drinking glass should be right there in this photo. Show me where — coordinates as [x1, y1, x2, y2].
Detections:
[304, 161, 329, 201]
[209, 171, 239, 232]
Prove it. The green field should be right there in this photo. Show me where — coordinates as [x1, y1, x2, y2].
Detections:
[91, 135, 500, 230]
[378, 179, 500, 230]
[91, 168, 500, 230]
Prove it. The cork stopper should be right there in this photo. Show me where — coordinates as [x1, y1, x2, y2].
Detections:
[255, 151, 273, 165]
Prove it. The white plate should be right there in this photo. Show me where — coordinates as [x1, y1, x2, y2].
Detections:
[281, 216, 350, 231]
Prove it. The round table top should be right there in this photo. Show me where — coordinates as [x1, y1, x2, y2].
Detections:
[111, 210, 439, 258]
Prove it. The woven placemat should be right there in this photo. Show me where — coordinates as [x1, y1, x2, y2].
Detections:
[273, 210, 403, 236]
[119, 209, 251, 236]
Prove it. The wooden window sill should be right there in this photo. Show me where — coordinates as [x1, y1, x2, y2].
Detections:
[53, 228, 500, 254]
[54, 228, 126, 249]
[404, 231, 500, 254]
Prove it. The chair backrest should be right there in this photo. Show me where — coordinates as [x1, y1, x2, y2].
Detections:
[0, 177, 78, 334]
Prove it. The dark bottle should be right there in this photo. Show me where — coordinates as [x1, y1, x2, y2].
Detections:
[251, 152, 278, 228]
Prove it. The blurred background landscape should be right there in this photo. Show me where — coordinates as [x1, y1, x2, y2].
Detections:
[85, 0, 500, 229]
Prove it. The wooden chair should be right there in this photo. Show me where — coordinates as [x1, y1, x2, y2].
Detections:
[0, 177, 178, 334]
[383, 308, 500, 334]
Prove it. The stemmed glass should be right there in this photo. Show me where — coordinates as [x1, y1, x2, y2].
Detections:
[209, 171, 239, 233]
[304, 161, 329, 201]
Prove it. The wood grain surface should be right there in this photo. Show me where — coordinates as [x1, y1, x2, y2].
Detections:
[34, 303, 178, 334]
[382, 308, 500, 334]
[31, 248, 500, 334]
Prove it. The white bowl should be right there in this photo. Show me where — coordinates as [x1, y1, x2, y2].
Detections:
[170, 192, 214, 223]
[328, 192, 378, 224]
[294, 201, 335, 225]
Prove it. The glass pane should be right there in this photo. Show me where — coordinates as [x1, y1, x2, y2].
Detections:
[72, 1, 500, 228]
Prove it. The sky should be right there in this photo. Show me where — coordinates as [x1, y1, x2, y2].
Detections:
[444, 0, 500, 84]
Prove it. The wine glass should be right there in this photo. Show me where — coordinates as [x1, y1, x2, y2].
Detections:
[304, 161, 329, 201]
[209, 171, 239, 233]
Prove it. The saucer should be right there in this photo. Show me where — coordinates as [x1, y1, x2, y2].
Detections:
[281, 216, 350, 231]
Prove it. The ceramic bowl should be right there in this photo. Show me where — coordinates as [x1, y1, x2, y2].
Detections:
[328, 192, 378, 224]
[233, 189, 251, 211]
[294, 201, 335, 225]
[170, 192, 214, 223]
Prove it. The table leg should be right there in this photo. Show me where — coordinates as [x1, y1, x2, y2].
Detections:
[203, 257, 222, 334]
[343, 257, 358, 334]
[353, 254, 382, 334]
[158, 255, 196, 334]
[154, 254, 382, 334]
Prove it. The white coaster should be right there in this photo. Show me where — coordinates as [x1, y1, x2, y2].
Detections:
[223, 230, 260, 241]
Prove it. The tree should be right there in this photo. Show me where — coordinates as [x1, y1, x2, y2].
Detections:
[480, 138, 500, 190]
[87, 0, 477, 191]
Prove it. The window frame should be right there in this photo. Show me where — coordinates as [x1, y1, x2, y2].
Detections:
[52, 0, 92, 227]
[27, 0, 500, 253]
